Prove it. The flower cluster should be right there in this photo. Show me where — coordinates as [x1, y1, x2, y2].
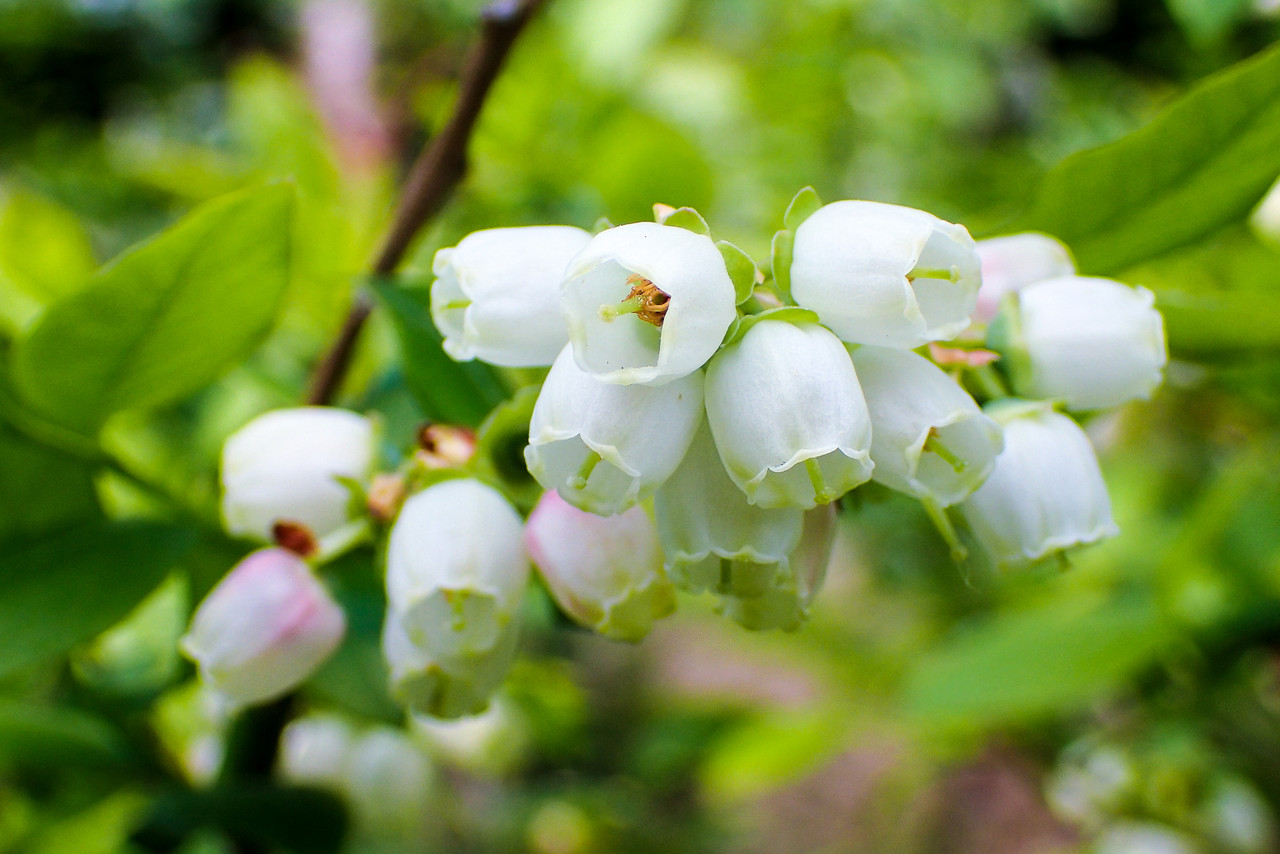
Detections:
[181, 190, 1167, 718]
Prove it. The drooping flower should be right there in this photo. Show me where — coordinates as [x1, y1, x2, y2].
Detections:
[384, 478, 529, 660]
[525, 345, 703, 516]
[704, 319, 873, 509]
[958, 402, 1118, 570]
[720, 504, 837, 632]
[431, 225, 592, 366]
[221, 407, 375, 544]
[382, 608, 519, 720]
[789, 200, 981, 348]
[181, 548, 346, 707]
[848, 345, 1003, 506]
[653, 421, 805, 600]
[524, 491, 675, 641]
[973, 232, 1075, 324]
[993, 276, 1167, 411]
[560, 222, 737, 385]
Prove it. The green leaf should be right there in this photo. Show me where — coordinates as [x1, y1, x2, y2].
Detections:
[1013, 41, 1280, 273]
[0, 426, 100, 543]
[474, 385, 543, 510]
[903, 595, 1174, 727]
[10, 183, 295, 434]
[769, 229, 795, 304]
[0, 521, 195, 678]
[1164, 0, 1251, 44]
[0, 701, 130, 769]
[700, 707, 850, 804]
[1158, 289, 1280, 358]
[373, 279, 509, 427]
[717, 240, 759, 305]
[656, 205, 711, 235]
[0, 190, 97, 332]
[783, 186, 822, 232]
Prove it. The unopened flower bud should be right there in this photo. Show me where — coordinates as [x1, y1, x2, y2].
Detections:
[344, 728, 434, 838]
[415, 423, 476, 470]
[561, 222, 737, 385]
[431, 225, 592, 367]
[385, 479, 529, 661]
[525, 491, 675, 641]
[848, 345, 1003, 506]
[958, 403, 1118, 570]
[525, 345, 703, 516]
[973, 233, 1075, 324]
[181, 548, 346, 706]
[221, 407, 375, 543]
[705, 320, 873, 509]
[790, 201, 980, 348]
[993, 276, 1167, 411]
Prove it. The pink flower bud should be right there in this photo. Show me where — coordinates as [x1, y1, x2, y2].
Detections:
[525, 491, 674, 641]
[181, 548, 346, 706]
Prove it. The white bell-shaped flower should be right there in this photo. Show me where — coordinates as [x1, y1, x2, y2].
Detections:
[181, 548, 346, 707]
[525, 345, 703, 516]
[524, 491, 675, 641]
[721, 504, 837, 632]
[561, 222, 737, 385]
[848, 345, 1003, 506]
[705, 319, 873, 509]
[973, 232, 1075, 324]
[385, 479, 529, 660]
[790, 201, 981, 348]
[653, 421, 805, 598]
[996, 276, 1167, 411]
[431, 225, 592, 367]
[958, 403, 1118, 570]
[221, 407, 375, 544]
[382, 608, 519, 720]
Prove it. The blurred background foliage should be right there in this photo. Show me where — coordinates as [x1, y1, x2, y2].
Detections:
[3, 0, 1280, 852]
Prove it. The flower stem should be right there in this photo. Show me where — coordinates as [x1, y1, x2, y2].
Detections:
[804, 458, 838, 504]
[922, 496, 967, 563]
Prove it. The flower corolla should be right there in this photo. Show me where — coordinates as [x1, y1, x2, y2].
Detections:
[561, 222, 737, 385]
[958, 402, 1118, 570]
[431, 225, 591, 366]
[525, 490, 675, 641]
[704, 319, 873, 509]
[525, 345, 703, 516]
[996, 276, 1167, 411]
[848, 345, 1003, 506]
[221, 407, 375, 544]
[789, 201, 980, 348]
[181, 548, 346, 706]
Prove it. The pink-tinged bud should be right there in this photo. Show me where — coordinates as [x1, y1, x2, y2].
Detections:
[973, 233, 1075, 325]
[525, 491, 675, 642]
[181, 548, 346, 707]
[415, 423, 477, 470]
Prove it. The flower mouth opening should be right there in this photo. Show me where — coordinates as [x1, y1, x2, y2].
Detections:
[599, 274, 672, 328]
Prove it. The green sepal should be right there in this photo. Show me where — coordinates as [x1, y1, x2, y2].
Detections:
[593, 216, 615, 234]
[722, 306, 820, 347]
[656, 206, 711, 235]
[716, 240, 759, 305]
[783, 186, 823, 232]
[770, 229, 795, 304]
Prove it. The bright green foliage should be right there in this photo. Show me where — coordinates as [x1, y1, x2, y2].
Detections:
[0, 701, 130, 769]
[1015, 41, 1280, 274]
[373, 279, 509, 427]
[10, 184, 294, 435]
[0, 522, 193, 678]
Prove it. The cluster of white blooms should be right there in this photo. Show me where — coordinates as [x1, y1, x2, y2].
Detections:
[182, 191, 1168, 717]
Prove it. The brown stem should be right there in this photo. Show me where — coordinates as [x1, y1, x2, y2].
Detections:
[306, 0, 549, 405]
